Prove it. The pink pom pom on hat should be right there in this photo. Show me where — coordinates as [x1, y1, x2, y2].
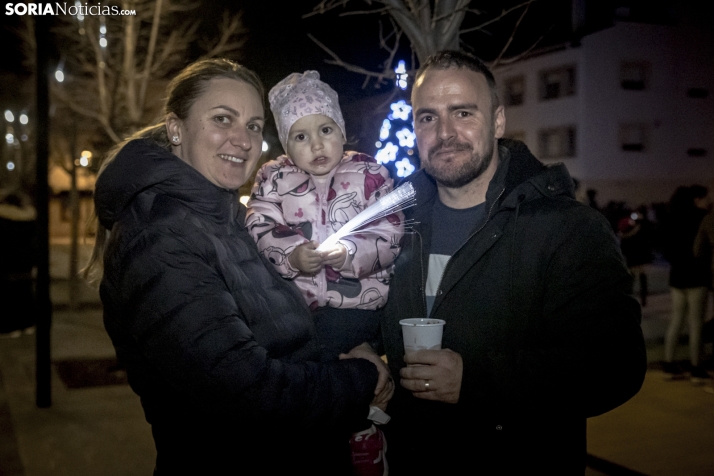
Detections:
[268, 70, 346, 152]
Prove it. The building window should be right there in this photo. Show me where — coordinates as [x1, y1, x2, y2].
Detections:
[539, 66, 576, 100]
[620, 62, 650, 90]
[687, 148, 707, 157]
[504, 76, 525, 106]
[538, 127, 576, 158]
[687, 88, 709, 99]
[619, 123, 649, 152]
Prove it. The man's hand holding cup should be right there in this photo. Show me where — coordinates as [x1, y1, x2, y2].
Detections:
[399, 318, 463, 404]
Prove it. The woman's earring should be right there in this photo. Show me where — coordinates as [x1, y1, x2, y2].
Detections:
[172, 136, 179, 143]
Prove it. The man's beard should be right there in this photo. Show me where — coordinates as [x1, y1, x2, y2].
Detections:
[423, 138, 495, 189]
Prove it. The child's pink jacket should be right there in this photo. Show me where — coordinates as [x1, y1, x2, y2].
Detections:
[246, 151, 404, 310]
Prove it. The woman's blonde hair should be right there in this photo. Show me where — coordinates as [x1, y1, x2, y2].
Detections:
[82, 58, 264, 283]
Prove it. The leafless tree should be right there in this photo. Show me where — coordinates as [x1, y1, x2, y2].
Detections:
[305, 0, 539, 87]
[51, 0, 247, 143]
[11, 0, 247, 303]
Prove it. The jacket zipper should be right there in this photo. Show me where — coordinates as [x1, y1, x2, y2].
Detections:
[316, 179, 327, 305]
[431, 186, 506, 315]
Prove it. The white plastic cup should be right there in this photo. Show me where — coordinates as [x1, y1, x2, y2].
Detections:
[399, 318, 446, 356]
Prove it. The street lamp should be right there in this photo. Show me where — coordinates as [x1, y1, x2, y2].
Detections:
[78, 150, 92, 167]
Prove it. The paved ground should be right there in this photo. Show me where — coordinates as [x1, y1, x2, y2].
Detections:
[1, 248, 713, 475]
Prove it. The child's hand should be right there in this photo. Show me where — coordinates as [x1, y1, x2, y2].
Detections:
[321, 243, 347, 269]
[288, 241, 322, 274]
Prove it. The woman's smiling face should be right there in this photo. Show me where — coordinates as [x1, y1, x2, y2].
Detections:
[168, 77, 265, 190]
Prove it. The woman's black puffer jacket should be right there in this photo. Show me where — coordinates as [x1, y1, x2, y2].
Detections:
[96, 139, 377, 474]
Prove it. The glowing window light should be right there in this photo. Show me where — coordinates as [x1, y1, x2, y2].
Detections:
[395, 158, 415, 177]
[55, 70, 65, 82]
[262, 141, 269, 152]
[4, 110, 14, 122]
[19, 114, 28, 125]
[396, 128, 416, 148]
[395, 60, 408, 90]
[379, 119, 391, 140]
[5, 133, 14, 144]
[389, 100, 411, 121]
[375, 142, 398, 164]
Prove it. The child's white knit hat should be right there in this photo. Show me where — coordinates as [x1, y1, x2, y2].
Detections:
[268, 71, 346, 152]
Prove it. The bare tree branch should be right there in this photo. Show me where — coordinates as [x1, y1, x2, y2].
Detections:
[490, 0, 531, 66]
[198, 11, 247, 61]
[32, 0, 248, 145]
[138, 0, 164, 110]
[459, 0, 536, 35]
[304, 0, 353, 18]
[340, 6, 391, 16]
[308, 33, 394, 87]
[494, 32, 552, 67]
[51, 85, 122, 143]
[305, 0, 545, 93]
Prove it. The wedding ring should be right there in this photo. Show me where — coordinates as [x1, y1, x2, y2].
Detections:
[424, 380, 430, 390]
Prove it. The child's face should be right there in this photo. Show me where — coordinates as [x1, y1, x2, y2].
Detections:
[286, 114, 344, 176]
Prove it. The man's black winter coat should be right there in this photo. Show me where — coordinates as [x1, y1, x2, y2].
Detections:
[382, 140, 646, 474]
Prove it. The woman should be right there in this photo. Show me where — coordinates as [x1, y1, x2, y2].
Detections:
[662, 185, 711, 383]
[85, 59, 390, 474]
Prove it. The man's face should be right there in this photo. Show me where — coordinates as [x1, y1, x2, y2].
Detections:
[412, 68, 505, 188]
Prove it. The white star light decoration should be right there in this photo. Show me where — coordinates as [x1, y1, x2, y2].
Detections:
[396, 128, 415, 148]
[379, 119, 391, 140]
[389, 100, 411, 121]
[375, 142, 399, 164]
[396, 158, 416, 177]
[395, 60, 408, 90]
[373, 60, 417, 177]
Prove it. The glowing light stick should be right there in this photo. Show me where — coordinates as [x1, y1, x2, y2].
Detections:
[317, 182, 417, 252]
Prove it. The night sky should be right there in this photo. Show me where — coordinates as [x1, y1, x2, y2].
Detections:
[2, 0, 710, 153]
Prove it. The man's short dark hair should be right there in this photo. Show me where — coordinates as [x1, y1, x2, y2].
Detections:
[413, 50, 500, 112]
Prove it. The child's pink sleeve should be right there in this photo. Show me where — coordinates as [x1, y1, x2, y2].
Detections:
[336, 163, 404, 279]
[246, 162, 307, 279]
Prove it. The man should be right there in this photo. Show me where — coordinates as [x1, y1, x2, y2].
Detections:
[381, 51, 647, 474]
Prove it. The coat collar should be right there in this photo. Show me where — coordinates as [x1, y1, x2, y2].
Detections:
[95, 138, 241, 230]
[406, 138, 575, 215]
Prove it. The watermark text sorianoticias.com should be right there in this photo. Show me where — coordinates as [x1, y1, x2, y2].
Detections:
[5, 3, 136, 16]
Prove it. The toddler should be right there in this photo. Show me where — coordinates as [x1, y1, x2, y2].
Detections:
[246, 71, 403, 476]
